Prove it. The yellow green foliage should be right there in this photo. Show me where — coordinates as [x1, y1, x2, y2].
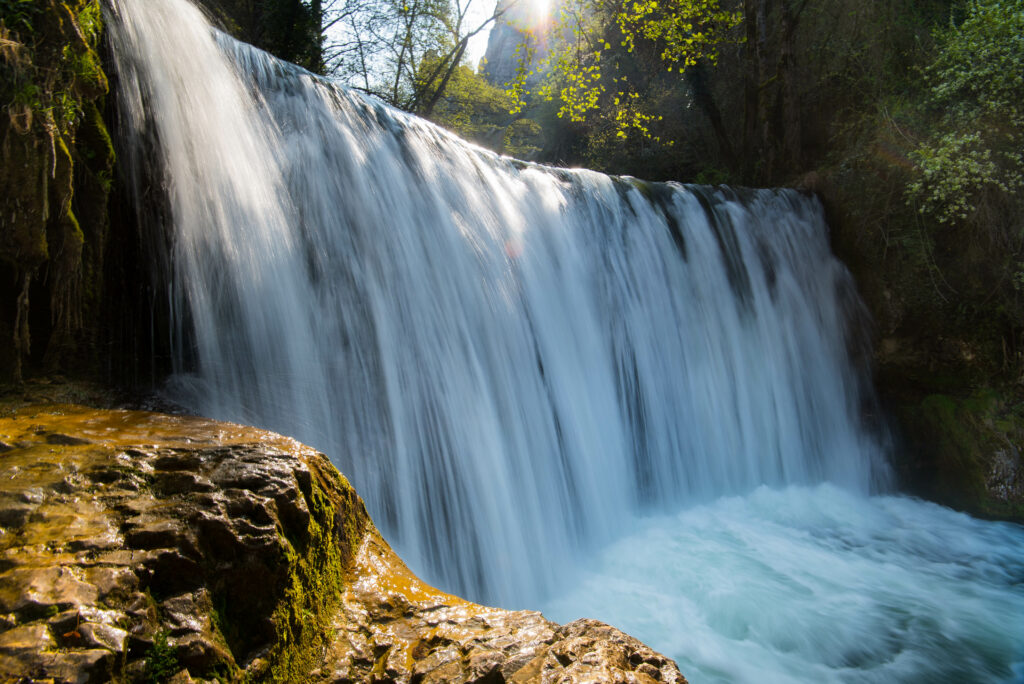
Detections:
[508, 0, 739, 138]
[421, 55, 544, 156]
[615, 0, 739, 66]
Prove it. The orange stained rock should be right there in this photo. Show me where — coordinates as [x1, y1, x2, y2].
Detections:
[0, 404, 689, 683]
[0, 403, 307, 453]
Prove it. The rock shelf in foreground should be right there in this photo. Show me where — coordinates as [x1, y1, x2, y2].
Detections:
[0, 405, 686, 683]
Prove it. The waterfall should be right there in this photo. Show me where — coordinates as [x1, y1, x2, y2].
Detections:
[105, 2, 1024, 681]
[106, 0, 889, 605]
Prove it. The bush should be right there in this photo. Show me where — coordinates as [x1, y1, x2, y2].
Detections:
[907, 0, 1024, 225]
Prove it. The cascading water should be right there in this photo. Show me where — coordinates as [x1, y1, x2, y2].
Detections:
[105, 0, 1024, 681]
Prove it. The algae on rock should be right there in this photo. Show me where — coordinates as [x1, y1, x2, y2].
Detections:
[0, 406, 690, 683]
[0, 0, 116, 382]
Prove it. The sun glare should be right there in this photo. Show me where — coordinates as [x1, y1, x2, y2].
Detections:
[525, 0, 552, 23]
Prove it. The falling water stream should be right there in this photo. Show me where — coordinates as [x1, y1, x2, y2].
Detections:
[105, 0, 1024, 681]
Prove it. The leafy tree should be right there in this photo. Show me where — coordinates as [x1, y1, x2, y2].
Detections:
[417, 56, 545, 154]
[498, 0, 956, 182]
[907, 0, 1024, 226]
[507, 0, 740, 140]
[199, 0, 325, 71]
[324, 0, 507, 115]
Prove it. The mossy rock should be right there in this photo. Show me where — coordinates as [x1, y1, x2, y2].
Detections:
[893, 387, 1024, 521]
[0, 406, 373, 681]
[0, 406, 691, 683]
[0, 0, 115, 382]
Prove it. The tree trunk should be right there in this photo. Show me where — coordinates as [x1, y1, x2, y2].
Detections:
[419, 40, 468, 117]
[686, 63, 737, 169]
[741, 0, 761, 178]
[779, 0, 801, 171]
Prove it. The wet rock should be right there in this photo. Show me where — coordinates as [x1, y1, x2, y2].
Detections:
[137, 549, 206, 595]
[45, 433, 93, 446]
[78, 621, 129, 653]
[153, 471, 217, 494]
[123, 517, 196, 553]
[55, 650, 116, 684]
[538, 619, 685, 684]
[161, 591, 213, 636]
[167, 669, 196, 683]
[175, 630, 233, 671]
[0, 566, 99, 616]
[0, 503, 34, 528]
[80, 566, 138, 602]
[0, 406, 687, 683]
[0, 623, 55, 652]
[316, 534, 688, 684]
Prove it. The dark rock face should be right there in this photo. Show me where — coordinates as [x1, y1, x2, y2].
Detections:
[818, 175, 1024, 522]
[0, 0, 116, 382]
[0, 405, 688, 683]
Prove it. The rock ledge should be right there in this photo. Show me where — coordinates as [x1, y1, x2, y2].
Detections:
[0, 405, 687, 683]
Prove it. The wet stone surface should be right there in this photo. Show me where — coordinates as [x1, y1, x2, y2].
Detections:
[0, 406, 331, 682]
[0, 405, 687, 683]
[313, 532, 687, 684]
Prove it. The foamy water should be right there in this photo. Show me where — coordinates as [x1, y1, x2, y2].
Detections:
[544, 485, 1024, 683]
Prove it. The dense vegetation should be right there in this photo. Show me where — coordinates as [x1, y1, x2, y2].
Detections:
[200, 0, 325, 71]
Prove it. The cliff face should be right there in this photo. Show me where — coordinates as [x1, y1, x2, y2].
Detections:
[817, 168, 1024, 522]
[0, 0, 116, 382]
[480, 0, 550, 88]
[0, 405, 688, 683]
[0, 0, 325, 387]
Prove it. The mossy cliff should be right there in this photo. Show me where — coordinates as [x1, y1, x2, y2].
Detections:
[817, 141, 1024, 523]
[1, 0, 115, 382]
[0, 405, 689, 683]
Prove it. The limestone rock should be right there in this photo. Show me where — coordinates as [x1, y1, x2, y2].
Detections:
[0, 405, 688, 683]
[313, 533, 688, 683]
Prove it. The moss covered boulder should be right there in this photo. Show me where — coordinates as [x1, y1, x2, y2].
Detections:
[0, 406, 688, 683]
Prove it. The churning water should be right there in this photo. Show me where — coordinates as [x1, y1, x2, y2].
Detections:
[105, 0, 1024, 680]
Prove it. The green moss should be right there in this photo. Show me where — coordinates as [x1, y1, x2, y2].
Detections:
[82, 101, 115, 178]
[265, 462, 367, 682]
[897, 387, 1024, 521]
[144, 630, 181, 683]
[1, 0, 116, 380]
[917, 393, 986, 500]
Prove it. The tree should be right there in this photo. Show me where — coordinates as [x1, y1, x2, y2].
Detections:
[907, 0, 1024, 227]
[506, 0, 740, 142]
[198, 0, 325, 71]
[413, 57, 545, 155]
[324, 0, 509, 115]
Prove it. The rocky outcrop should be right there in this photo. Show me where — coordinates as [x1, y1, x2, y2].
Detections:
[480, 0, 550, 88]
[0, 405, 688, 683]
[817, 169, 1024, 523]
[0, 0, 116, 382]
[888, 390, 1024, 521]
[319, 531, 684, 683]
